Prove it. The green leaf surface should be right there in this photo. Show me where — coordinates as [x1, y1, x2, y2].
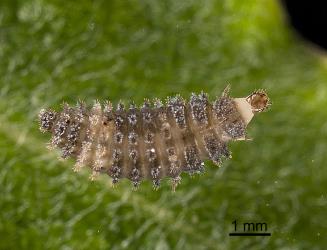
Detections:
[1, 0, 326, 249]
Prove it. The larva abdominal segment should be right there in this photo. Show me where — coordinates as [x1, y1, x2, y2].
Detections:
[38, 88, 270, 191]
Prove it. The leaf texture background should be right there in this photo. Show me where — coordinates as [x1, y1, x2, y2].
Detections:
[0, 0, 326, 249]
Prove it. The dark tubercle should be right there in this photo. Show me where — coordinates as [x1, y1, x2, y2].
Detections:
[108, 102, 126, 184]
[166, 95, 187, 175]
[141, 99, 163, 189]
[53, 105, 79, 158]
[39, 109, 57, 133]
[213, 94, 246, 140]
[39, 103, 88, 160]
[188, 92, 231, 165]
[126, 102, 142, 189]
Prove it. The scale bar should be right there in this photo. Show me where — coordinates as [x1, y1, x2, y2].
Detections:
[229, 233, 271, 236]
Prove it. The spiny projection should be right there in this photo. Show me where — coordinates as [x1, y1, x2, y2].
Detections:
[38, 86, 270, 191]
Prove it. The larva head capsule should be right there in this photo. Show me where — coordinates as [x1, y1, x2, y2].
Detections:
[246, 90, 270, 113]
[232, 88, 271, 134]
[38, 109, 57, 133]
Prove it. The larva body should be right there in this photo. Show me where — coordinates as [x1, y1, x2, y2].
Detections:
[39, 87, 269, 190]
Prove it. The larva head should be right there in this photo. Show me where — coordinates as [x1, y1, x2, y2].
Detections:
[246, 90, 270, 113]
[38, 108, 57, 133]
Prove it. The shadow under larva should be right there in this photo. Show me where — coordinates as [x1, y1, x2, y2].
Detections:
[38, 86, 270, 191]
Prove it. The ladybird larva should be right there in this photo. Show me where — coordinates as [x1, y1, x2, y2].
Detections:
[38, 86, 270, 191]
